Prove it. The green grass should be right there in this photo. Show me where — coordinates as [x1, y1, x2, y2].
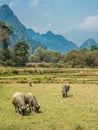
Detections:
[0, 83, 98, 130]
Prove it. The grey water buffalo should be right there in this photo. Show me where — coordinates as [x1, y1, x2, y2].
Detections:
[62, 83, 70, 97]
[24, 92, 40, 113]
[12, 92, 26, 115]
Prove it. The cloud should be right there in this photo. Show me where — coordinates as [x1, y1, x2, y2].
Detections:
[8, 0, 20, 8]
[31, 0, 51, 8]
[78, 15, 98, 32]
[31, 0, 39, 7]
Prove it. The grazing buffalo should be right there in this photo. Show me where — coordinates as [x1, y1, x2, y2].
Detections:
[24, 92, 40, 113]
[12, 92, 26, 115]
[62, 83, 70, 97]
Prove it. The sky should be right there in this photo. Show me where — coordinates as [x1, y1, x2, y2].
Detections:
[0, 0, 98, 46]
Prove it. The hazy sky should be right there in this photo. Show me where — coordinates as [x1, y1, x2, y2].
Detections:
[0, 0, 98, 46]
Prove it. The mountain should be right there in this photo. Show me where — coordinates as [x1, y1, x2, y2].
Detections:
[27, 29, 78, 53]
[1, 4, 97, 54]
[0, 4, 47, 52]
[27, 28, 40, 37]
[80, 38, 98, 50]
[64, 28, 98, 47]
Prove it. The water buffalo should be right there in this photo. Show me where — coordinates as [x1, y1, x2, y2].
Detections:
[62, 83, 70, 97]
[12, 92, 26, 115]
[24, 92, 40, 113]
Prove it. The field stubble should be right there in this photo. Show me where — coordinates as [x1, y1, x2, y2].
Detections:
[0, 67, 98, 84]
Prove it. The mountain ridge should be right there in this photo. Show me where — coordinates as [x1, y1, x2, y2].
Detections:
[27, 29, 78, 53]
[0, 4, 47, 52]
[27, 28, 98, 52]
[80, 38, 98, 49]
[0, 4, 98, 53]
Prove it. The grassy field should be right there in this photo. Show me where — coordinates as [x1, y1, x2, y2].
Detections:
[0, 67, 98, 84]
[0, 83, 98, 130]
[0, 67, 98, 130]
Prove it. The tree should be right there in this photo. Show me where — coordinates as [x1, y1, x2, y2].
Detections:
[63, 50, 88, 68]
[49, 50, 62, 63]
[31, 48, 62, 63]
[0, 21, 13, 48]
[31, 48, 48, 62]
[0, 21, 13, 64]
[85, 50, 98, 67]
[14, 41, 29, 66]
[90, 45, 98, 51]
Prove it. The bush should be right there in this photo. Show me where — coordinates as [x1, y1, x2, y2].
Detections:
[11, 70, 19, 74]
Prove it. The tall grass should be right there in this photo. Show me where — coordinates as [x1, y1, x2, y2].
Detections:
[0, 83, 98, 130]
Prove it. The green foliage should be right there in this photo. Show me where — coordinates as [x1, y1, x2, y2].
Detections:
[63, 49, 98, 68]
[31, 48, 46, 62]
[90, 45, 98, 51]
[0, 21, 13, 48]
[14, 41, 29, 66]
[1, 49, 11, 61]
[0, 21, 30, 67]
[30, 47, 98, 68]
[31, 48, 62, 63]
[11, 70, 19, 74]
[0, 21, 13, 66]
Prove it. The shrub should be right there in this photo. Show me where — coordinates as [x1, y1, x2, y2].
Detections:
[11, 70, 19, 74]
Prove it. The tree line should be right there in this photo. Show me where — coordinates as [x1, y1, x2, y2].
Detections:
[0, 21, 98, 67]
[30, 47, 98, 68]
